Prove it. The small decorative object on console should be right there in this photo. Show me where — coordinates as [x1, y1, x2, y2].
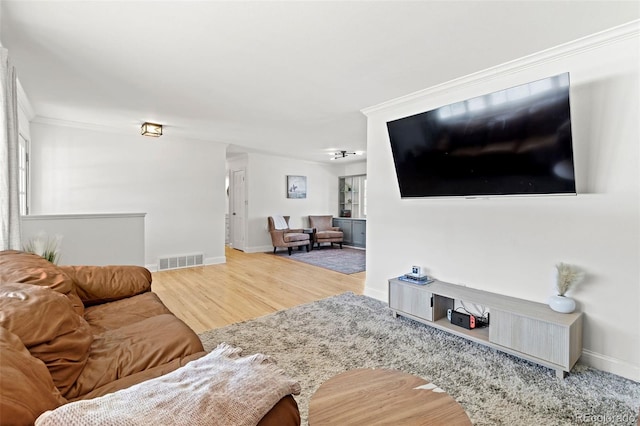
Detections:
[397, 275, 433, 285]
[409, 265, 423, 276]
[549, 262, 585, 314]
[400, 266, 432, 285]
[406, 265, 429, 280]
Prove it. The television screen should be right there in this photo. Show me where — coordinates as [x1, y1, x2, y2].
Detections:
[386, 73, 576, 198]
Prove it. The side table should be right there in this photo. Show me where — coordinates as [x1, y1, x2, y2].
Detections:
[302, 228, 316, 250]
[308, 368, 471, 425]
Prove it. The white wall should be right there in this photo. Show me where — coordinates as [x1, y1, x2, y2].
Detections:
[363, 23, 639, 380]
[342, 160, 366, 177]
[21, 213, 145, 266]
[227, 152, 344, 253]
[29, 121, 227, 269]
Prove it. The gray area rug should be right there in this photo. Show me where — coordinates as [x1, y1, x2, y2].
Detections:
[273, 246, 365, 274]
[199, 292, 640, 425]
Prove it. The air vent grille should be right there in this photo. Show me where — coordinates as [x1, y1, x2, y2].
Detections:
[158, 253, 204, 271]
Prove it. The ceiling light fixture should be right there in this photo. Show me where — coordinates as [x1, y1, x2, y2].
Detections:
[331, 150, 356, 160]
[141, 122, 163, 137]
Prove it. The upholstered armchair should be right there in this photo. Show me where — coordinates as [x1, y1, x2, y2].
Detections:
[267, 216, 310, 255]
[309, 215, 343, 249]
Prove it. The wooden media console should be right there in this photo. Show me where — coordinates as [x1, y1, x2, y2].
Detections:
[388, 278, 583, 378]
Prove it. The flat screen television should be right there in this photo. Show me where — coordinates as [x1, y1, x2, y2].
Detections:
[386, 73, 576, 198]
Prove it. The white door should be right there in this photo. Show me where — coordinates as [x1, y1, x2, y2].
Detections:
[231, 169, 246, 251]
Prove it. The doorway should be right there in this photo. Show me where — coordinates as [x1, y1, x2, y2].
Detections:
[230, 169, 246, 251]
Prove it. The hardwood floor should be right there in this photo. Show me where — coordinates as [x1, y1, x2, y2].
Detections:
[152, 246, 365, 333]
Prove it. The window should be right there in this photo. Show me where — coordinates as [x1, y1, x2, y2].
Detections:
[18, 133, 29, 215]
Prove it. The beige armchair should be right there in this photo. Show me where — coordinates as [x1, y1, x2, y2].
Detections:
[309, 215, 343, 249]
[267, 216, 310, 255]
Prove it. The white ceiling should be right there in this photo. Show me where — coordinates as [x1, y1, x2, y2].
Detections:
[2, 1, 638, 163]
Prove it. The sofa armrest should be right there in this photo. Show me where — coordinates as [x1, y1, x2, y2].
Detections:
[58, 265, 152, 306]
[330, 226, 340, 231]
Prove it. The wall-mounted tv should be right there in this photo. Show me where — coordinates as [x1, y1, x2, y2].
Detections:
[386, 73, 576, 198]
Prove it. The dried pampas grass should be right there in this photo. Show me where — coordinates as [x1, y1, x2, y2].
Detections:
[555, 262, 584, 296]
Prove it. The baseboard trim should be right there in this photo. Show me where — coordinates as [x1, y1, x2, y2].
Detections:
[244, 245, 273, 254]
[580, 349, 639, 382]
[243, 244, 359, 254]
[363, 286, 387, 303]
[146, 263, 158, 272]
[205, 256, 226, 265]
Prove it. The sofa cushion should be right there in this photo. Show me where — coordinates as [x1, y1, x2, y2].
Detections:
[83, 291, 173, 334]
[316, 230, 343, 239]
[0, 326, 67, 426]
[36, 343, 300, 426]
[283, 232, 309, 243]
[65, 313, 205, 399]
[58, 265, 152, 306]
[0, 250, 84, 315]
[0, 283, 93, 396]
[70, 352, 205, 401]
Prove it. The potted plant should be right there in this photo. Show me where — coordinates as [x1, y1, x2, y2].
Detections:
[23, 233, 62, 264]
[549, 262, 584, 313]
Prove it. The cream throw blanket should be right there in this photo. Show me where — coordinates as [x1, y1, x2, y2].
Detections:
[35, 343, 301, 426]
[272, 215, 289, 230]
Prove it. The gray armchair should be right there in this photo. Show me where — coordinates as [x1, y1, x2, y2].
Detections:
[267, 216, 310, 255]
[309, 215, 343, 249]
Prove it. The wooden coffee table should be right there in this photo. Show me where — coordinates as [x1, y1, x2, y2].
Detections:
[308, 368, 471, 425]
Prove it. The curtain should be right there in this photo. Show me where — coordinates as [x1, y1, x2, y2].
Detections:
[0, 47, 21, 250]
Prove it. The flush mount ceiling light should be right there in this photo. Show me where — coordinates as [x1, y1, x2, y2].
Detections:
[331, 150, 357, 160]
[141, 122, 163, 137]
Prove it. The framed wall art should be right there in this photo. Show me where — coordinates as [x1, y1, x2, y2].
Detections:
[287, 175, 307, 199]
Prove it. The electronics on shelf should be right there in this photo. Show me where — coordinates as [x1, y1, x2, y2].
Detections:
[448, 309, 490, 330]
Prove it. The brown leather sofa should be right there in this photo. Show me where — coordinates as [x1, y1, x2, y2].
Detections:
[309, 215, 343, 249]
[0, 250, 300, 425]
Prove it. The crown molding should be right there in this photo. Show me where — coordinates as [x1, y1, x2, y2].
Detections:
[30, 115, 230, 148]
[31, 116, 136, 135]
[362, 20, 640, 116]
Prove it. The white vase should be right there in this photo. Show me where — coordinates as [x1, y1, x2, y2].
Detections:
[548, 295, 576, 313]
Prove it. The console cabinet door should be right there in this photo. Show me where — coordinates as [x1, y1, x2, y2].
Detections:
[352, 220, 366, 247]
[389, 280, 433, 321]
[333, 218, 353, 245]
[489, 310, 576, 368]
